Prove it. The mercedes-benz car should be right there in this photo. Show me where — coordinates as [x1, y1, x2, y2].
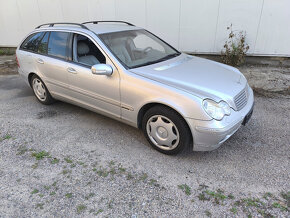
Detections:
[16, 21, 254, 155]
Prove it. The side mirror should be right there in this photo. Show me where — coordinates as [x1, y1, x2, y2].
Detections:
[91, 64, 113, 76]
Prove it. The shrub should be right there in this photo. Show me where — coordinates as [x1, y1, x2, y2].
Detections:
[221, 24, 249, 66]
[0, 48, 15, 56]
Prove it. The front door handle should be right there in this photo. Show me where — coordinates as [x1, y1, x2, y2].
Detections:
[67, 67, 77, 74]
[36, 58, 44, 64]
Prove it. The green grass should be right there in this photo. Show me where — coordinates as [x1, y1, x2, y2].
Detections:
[36, 203, 44, 209]
[118, 166, 126, 173]
[139, 173, 148, 181]
[51, 158, 59, 164]
[178, 184, 191, 196]
[31, 151, 49, 160]
[64, 157, 73, 163]
[198, 184, 209, 190]
[50, 191, 56, 196]
[205, 189, 227, 202]
[44, 185, 50, 190]
[17, 147, 28, 155]
[31, 189, 39, 194]
[95, 209, 103, 215]
[198, 193, 210, 201]
[31, 163, 38, 169]
[118, 167, 126, 173]
[76, 204, 87, 214]
[272, 202, 288, 211]
[280, 191, 290, 206]
[205, 210, 212, 217]
[197, 189, 227, 202]
[280, 191, 290, 200]
[263, 192, 273, 200]
[62, 169, 71, 175]
[242, 198, 264, 208]
[65, 193, 73, 198]
[258, 209, 274, 217]
[85, 193, 95, 200]
[126, 173, 134, 180]
[1, 134, 12, 141]
[97, 168, 109, 177]
[108, 200, 113, 209]
[109, 160, 115, 166]
[109, 167, 116, 175]
[230, 207, 237, 214]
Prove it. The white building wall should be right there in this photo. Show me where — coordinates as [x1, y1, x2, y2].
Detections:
[0, 0, 289, 56]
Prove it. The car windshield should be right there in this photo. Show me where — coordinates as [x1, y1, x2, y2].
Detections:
[99, 29, 180, 69]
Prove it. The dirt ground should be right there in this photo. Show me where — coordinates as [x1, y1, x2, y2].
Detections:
[0, 75, 289, 217]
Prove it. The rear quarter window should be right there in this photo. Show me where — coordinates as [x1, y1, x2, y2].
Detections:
[38, 32, 49, 54]
[20, 32, 44, 52]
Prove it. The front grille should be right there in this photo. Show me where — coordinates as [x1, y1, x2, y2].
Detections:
[234, 89, 247, 111]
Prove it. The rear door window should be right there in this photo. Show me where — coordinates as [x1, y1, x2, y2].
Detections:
[38, 32, 49, 54]
[20, 32, 44, 52]
[47, 32, 70, 60]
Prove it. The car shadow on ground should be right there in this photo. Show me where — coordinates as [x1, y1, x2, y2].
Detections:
[53, 98, 260, 163]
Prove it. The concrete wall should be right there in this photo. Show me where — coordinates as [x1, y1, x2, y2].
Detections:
[0, 0, 289, 56]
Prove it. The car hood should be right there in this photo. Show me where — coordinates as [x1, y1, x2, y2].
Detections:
[129, 54, 247, 108]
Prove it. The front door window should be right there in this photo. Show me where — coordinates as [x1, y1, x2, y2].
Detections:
[72, 34, 105, 67]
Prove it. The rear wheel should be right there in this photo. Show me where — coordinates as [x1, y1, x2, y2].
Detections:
[31, 75, 54, 105]
[142, 106, 191, 155]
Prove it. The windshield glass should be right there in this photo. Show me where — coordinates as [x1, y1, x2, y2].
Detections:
[99, 29, 180, 69]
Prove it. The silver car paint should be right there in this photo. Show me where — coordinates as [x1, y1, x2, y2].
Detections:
[130, 54, 247, 110]
[16, 25, 254, 151]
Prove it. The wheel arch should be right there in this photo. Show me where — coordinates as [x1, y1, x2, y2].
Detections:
[137, 102, 194, 149]
[28, 72, 37, 87]
[137, 102, 189, 130]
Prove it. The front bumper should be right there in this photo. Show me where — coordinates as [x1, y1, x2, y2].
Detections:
[186, 87, 254, 151]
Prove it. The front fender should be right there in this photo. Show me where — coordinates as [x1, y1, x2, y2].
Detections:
[120, 70, 212, 127]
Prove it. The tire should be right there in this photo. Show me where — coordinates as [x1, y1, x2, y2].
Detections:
[31, 74, 55, 105]
[142, 105, 192, 155]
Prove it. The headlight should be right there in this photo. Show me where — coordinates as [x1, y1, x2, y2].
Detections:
[202, 99, 231, 120]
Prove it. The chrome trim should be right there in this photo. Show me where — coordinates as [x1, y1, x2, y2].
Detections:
[234, 88, 247, 111]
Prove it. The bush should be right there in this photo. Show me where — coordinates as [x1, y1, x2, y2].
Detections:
[0, 48, 16, 56]
[221, 24, 249, 66]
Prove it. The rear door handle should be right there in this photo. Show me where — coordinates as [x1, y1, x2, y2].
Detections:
[36, 58, 44, 64]
[67, 67, 77, 74]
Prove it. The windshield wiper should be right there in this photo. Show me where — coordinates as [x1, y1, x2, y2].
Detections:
[156, 52, 181, 62]
[132, 52, 181, 69]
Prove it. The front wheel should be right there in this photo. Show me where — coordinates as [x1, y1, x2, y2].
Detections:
[142, 106, 192, 155]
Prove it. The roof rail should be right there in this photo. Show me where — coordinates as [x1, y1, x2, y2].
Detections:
[82, 21, 134, 26]
[36, 22, 89, 30]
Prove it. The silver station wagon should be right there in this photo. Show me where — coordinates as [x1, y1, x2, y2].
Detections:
[16, 21, 254, 155]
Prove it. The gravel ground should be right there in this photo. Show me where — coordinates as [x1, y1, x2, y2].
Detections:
[0, 75, 289, 217]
